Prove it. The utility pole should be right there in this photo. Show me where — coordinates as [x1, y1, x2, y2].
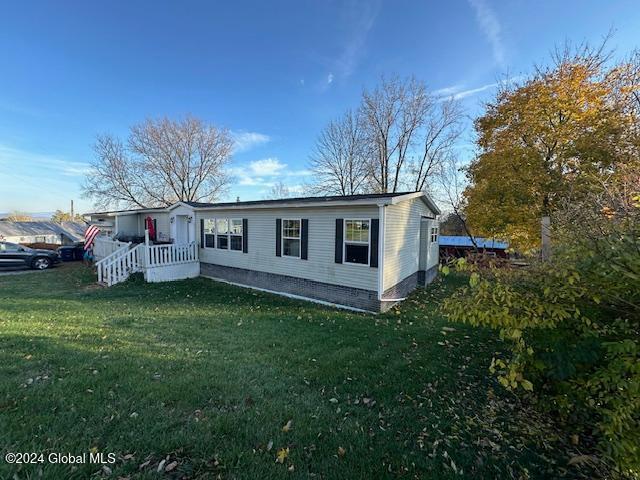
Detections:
[70, 200, 74, 220]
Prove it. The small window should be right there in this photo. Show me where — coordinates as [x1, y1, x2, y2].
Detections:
[203, 219, 216, 248]
[216, 219, 229, 249]
[430, 227, 438, 243]
[230, 218, 243, 251]
[344, 219, 370, 265]
[35, 236, 46, 243]
[282, 219, 301, 258]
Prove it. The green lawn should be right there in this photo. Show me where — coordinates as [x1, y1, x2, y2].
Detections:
[1, 264, 584, 479]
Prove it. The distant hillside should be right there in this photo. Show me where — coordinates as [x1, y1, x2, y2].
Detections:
[0, 212, 54, 220]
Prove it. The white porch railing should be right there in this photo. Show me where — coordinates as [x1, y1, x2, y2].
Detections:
[146, 242, 198, 268]
[96, 241, 198, 286]
[96, 243, 143, 286]
[94, 237, 131, 261]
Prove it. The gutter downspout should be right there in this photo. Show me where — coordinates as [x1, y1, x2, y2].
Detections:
[377, 204, 385, 301]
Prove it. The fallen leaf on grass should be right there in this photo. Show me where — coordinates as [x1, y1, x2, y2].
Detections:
[276, 448, 289, 463]
[282, 420, 292, 432]
[338, 447, 346, 457]
[165, 461, 178, 472]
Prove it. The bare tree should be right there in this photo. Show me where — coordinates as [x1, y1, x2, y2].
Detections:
[308, 110, 370, 195]
[83, 115, 233, 209]
[362, 76, 429, 193]
[309, 76, 464, 195]
[410, 97, 464, 192]
[436, 155, 477, 249]
[264, 181, 291, 199]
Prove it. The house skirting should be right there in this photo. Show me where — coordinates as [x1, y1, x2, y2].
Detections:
[199, 263, 438, 313]
[379, 266, 439, 312]
[200, 263, 380, 312]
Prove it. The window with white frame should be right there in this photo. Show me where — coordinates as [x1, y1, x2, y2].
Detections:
[204, 219, 215, 248]
[282, 219, 301, 257]
[204, 218, 243, 251]
[229, 219, 243, 251]
[216, 219, 229, 249]
[344, 219, 370, 265]
[430, 226, 439, 243]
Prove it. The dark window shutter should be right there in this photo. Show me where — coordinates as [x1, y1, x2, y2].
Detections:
[199, 219, 204, 248]
[242, 219, 248, 253]
[275, 218, 282, 257]
[152, 219, 157, 240]
[370, 218, 379, 268]
[335, 218, 343, 263]
[301, 219, 309, 260]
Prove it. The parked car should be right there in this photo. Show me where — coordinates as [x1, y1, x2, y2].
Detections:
[0, 242, 60, 270]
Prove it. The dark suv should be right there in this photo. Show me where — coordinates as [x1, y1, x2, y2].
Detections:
[0, 242, 60, 270]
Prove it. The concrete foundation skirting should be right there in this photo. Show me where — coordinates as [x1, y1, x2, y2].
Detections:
[200, 263, 380, 312]
[199, 262, 439, 313]
[379, 265, 439, 312]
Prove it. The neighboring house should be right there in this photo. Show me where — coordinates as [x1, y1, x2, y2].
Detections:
[439, 235, 509, 258]
[86, 192, 441, 312]
[0, 221, 87, 245]
[88, 207, 169, 241]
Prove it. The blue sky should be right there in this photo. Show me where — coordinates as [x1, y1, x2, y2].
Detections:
[1, 0, 639, 214]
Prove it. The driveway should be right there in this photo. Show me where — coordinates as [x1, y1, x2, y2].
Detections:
[0, 267, 38, 276]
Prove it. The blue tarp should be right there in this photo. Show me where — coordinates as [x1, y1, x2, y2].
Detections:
[439, 235, 509, 249]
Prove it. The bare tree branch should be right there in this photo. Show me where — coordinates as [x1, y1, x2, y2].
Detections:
[82, 115, 232, 209]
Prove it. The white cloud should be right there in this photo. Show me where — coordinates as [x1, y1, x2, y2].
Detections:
[451, 82, 498, 99]
[0, 144, 90, 177]
[333, 0, 380, 79]
[230, 158, 311, 189]
[433, 85, 463, 96]
[327, 73, 334, 85]
[0, 143, 92, 212]
[248, 158, 287, 176]
[231, 131, 271, 153]
[434, 76, 525, 101]
[468, 0, 505, 66]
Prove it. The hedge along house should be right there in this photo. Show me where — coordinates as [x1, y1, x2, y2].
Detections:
[86, 192, 440, 312]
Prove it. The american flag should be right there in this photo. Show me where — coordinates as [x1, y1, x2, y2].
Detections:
[84, 225, 101, 250]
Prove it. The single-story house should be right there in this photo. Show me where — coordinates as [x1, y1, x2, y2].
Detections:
[0, 221, 87, 245]
[439, 235, 509, 258]
[88, 207, 169, 241]
[86, 192, 441, 312]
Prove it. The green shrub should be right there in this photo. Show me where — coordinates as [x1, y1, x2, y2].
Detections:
[441, 223, 640, 475]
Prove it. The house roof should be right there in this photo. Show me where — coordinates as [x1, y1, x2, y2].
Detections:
[439, 235, 509, 249]
[0, 221, 87, 241]
[184, 191, 430, 208]
[59, 221, 89, 242]
[85, 206, 166, 216]
[86, 192, 442, 216]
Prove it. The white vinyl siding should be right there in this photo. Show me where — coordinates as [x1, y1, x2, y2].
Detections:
[383, 197, 439, 291]
[197, 206, 379, 291]
[114, 214, 138, 236]
[148, 213, 170, 240]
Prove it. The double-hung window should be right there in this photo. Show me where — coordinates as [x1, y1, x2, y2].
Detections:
[229, 219, 243, 251]
[430, 226, 438, 243]
[344, 219, 370, 265]
[216, 219, 229, 249]
[203, 219, 215, 248]
[282, 219, 301, 258]
[203, 218, 243, 251]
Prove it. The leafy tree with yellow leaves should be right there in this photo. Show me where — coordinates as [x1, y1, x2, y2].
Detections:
[465, 44, 639, 250]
